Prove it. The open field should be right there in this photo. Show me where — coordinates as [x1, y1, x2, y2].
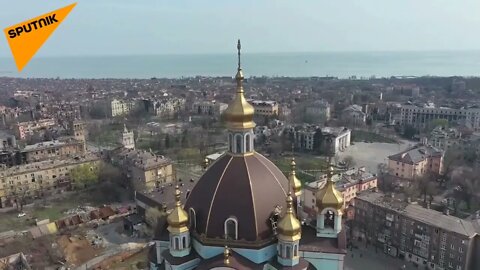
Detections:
[338, 140, 414, 173]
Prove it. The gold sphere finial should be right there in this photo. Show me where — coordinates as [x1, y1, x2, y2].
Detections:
[203, 158, 209, 169]
[224, 245, 231, 264]
[174, 185, 181, 205]
[327, 165, 335, 181]
[290, 157, 296, 168]
[286, 192, 293, 212]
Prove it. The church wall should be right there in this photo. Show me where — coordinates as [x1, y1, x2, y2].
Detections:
[192, 239, 277, 264]
[193, 239, 223, 259]
[233, 243, 277, 264]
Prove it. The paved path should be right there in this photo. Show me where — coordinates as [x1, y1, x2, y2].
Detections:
[345, 243, 417, 270]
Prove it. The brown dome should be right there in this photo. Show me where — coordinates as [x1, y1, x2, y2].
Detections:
[185, 152, 289, 245]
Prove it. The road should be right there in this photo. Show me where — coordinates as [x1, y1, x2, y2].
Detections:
[345, 243, 417, 270]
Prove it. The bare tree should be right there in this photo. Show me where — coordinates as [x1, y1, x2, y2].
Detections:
[342, 155, 356, 169]
[452, 168, 480, 210]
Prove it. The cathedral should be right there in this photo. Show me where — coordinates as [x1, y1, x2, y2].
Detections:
[148, 40, 347, 270]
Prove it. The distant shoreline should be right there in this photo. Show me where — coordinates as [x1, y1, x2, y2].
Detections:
[0, 51, 479, 79]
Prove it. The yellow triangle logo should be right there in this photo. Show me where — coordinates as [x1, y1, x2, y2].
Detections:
[3, 3, 77, 71]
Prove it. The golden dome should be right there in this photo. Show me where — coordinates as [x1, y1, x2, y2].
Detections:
[223, 39, 255, 130]
[288, 157, 302, 196]
[167, 185, 189, 233]
[316, 166, 344, 211]
[277, 192, 301, 242]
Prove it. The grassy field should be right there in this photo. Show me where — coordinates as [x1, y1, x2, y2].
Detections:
[351, 130, 398, 144]
[273, 155, 328, 184]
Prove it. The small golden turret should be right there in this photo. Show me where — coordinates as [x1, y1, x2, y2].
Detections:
[277, 192, 302, 242]
[167, 185, 189, 233]
[223, 245, 231, 264]
[289, 157, 302, 197]
[203, 157, 209, 170]
[316, 166, 344, 212]
[223, 39, 255, 130]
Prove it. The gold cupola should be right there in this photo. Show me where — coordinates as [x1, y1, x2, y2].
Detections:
[223, 39, 255, 130]
[167, 185, 189, 233]
[288, 157, 302, 197]
[316, 166, 344, 212]
[277, 192, 302, 242]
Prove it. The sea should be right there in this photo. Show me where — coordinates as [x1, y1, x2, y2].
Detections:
[1, 51, 480, 79]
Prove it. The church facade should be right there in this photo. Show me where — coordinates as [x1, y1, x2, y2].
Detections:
[148, 40, 347, 270]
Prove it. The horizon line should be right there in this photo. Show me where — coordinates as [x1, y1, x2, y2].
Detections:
[1, 49, 480, 59]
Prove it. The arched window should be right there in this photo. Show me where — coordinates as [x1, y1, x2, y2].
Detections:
[285, 245, 292, 258]
[189, 208, 196, 230]
[228, 133, 233, 152]
[245, 134, 251, 152]
[235, 135, 242, 154]
[324, 210, 335, 229]
[174, 237, 180, 250]
[182, 236, 187, 248]
[224, 217, 238, 240]
[294, 245, 298, 257]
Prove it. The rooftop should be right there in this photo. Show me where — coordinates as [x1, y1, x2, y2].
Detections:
[357, 191, 478, 237]
[388, 144, 443, 164]
[116, 148, 171, 170]
[0, 154, 100, 177]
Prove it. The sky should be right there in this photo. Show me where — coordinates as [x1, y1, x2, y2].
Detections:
[1, 0, 480, 57]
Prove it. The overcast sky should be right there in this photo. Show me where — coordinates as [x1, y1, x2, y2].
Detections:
[1, 0, 480, 57]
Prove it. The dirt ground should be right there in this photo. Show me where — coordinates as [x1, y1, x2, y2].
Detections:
[57, 234, 105, 267]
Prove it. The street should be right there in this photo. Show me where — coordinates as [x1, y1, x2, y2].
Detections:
[345, 243, 417, 270]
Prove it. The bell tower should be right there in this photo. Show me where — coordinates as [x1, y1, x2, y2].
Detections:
[166, 185, 191, 257]
[69, 119, 86, 151]
[316, 166, 344, 238]
[120, 123, 135, 149]
[223, 39, 255, 156]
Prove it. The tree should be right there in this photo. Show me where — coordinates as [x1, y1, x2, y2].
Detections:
[70, 163, 100, 189]
[377, 163, 395, 192]
[313, 128, 324, 154]
[145, 207, 166, 229]
[452, 168, 480, 210]
[403, 125, 417, 139]
[164, 134, 171, 149]
[342, 156, 356, 169]
[12, 189, 28, 212]
[416, 172, 438, 204]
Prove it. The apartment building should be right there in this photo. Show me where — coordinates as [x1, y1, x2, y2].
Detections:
[192, 100, 228, 116]
[0, 131, 17, 150]
[354, 191, 480, 270]
[428, 127, 463, 151]
[109, 98, 137, 117]
[291, 125, 351, 155]
[400, 105, 480, 130]
[342, 105, 366, 125]
[387, 144, 443, 180]
[305, 99, 331, 122]
[248, 99, 279, 117]
[300, 167, 377, 220]
[112, 149, 174, 192]
[13, 118, 56, 140]
[0, 154, 101, 208]
[21, 139, 85, 163]
[145, 97, 186, 117]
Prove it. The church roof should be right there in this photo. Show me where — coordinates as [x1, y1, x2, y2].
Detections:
[185, 152, 289, 246]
